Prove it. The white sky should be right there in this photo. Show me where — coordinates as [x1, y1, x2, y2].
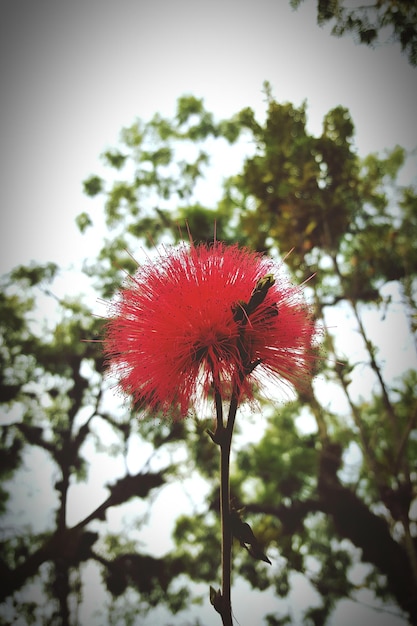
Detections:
[1, 2, 416, 625]
[0, 0, 416, 276]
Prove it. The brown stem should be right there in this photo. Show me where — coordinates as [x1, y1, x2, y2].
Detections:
[211, 373, 241, 626]
[330, 253, 399, 443]
[219, 428, 233, 626]
[351, 301, 399, 439]
[213, 281, 274, 623]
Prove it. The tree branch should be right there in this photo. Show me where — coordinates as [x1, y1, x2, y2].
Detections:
[0, 470, 166, 601]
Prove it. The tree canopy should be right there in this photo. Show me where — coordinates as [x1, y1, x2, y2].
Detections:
[1, 88, 416, 625]
[291, 0, 417, 66]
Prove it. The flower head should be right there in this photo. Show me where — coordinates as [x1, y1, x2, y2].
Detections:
[104, 242, 316, 418]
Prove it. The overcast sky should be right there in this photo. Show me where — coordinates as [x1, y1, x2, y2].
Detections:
[0, 0, 416, 276]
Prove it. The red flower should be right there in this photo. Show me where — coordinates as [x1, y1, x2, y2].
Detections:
[104, 242, 316, 418]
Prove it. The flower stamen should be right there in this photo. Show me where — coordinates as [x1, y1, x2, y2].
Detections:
[104, 242, 316, 417]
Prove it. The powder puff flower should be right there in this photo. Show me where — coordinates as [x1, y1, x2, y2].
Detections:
[104, 242, 316, 418]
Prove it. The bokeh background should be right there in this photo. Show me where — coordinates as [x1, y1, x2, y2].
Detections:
[1, 2, 416, 625]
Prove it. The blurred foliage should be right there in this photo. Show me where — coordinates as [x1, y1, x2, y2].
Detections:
[1, 85, 417, 625]
[291, 0, 417, 66]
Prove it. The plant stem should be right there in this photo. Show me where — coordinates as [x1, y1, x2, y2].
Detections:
[219, 429, 233, 626]
[217, 380, 241, 626]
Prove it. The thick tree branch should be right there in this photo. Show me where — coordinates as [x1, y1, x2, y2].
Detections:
[0, 470, 166, 602]
[246, 442, 417, 623]
[318, 449, 417, 623]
